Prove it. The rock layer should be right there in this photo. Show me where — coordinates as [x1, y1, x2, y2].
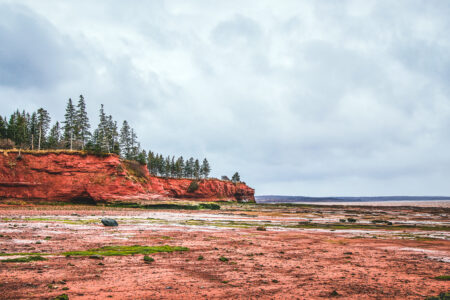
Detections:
[0, 151, 255, 203]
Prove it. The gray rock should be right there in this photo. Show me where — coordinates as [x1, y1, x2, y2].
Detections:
[101, 218, 118, 227]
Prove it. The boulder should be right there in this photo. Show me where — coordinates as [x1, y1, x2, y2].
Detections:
[101, 218, 118, 227]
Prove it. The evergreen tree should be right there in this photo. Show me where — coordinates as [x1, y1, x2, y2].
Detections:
[185, 157, 194, 178]
[97, 104, 109, 152]
[147, 151, 156, 175]
[75, 95, 90, 149]
[28, 112, 38, 150]
[176, 156, 184, 178]
[120, 120, 131, 158]
[0, 116, 7, 139]
[231, 172, 241, 183]
[193, 159, 200, 179]
[164, 156, 171, 178]
[37, 108, 50, 150]
[47, 122, 61, 149]
[137, 149, 147, 165]
[63, 98, 76, 149]
[200, 158, 211, 178]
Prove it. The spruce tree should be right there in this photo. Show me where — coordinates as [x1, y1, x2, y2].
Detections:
[200, 158, 211, 178]
[28, 112, 38, 150]
[63, 98, 76, 150]
[231, 172, 241, 183]
[36, 108, 50, 150]
[120, 120, 131, 158]
[0, 116, 7, 139]
[194, 159, 200, 179]
[47, 122, 61, 149]
[75, 95, 90, 149]
[164, 156, 171, 178]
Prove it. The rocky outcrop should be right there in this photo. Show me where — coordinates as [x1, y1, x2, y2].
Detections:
[0, 151, 255, 203]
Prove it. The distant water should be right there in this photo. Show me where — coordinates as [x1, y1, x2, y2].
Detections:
[255, 195, 450, 207]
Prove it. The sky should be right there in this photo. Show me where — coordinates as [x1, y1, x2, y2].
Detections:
[1, 0, 450, 196]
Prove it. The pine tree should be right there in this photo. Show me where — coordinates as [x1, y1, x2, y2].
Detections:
[75, 95, 90, 149]
[200, 158, 211, 178]
[231, 172, 241, 183]
[63, 98, 76, 150]
[37, 108, 50, 150]
[47, 122, 61, 149]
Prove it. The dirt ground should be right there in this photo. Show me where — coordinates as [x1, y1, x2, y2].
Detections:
[0, 202, 449, 299]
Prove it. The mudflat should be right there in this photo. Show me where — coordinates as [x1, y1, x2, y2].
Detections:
[0, 202, 449, 299]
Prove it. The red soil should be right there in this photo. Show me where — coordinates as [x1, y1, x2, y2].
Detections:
[0, 205, 448, 299]
[0, 151, 254, 203]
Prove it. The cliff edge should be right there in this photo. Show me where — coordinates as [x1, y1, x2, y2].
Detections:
[0, 151, 255, 203]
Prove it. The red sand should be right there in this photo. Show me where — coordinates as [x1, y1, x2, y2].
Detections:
[0, 204, 449, 299]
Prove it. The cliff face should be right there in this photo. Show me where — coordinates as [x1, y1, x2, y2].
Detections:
[0, 151, 255, 203]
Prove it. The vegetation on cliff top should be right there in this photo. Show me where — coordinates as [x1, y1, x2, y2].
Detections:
[1, 96, 245, 183]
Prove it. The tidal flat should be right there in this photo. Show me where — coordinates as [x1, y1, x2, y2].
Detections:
[0, 202, 449, 299]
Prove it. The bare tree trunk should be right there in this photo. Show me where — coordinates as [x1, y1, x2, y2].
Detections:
[31, 134, 34, 150]
[70, 131, 73, 150]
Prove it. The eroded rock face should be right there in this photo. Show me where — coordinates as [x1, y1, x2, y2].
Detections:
[0, 151, 255, 203]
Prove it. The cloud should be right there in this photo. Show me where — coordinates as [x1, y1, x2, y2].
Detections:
[1, 0, 450, 196]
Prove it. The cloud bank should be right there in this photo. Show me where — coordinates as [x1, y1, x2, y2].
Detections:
[1, 0, 449, 196]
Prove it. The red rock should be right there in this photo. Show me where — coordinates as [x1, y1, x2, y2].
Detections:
[0, 151, 254, 203]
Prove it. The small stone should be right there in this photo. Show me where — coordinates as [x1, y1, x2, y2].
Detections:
[101, 218, 118, 227]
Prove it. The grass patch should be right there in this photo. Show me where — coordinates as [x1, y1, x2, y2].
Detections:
[434, 275, 450, 281]
[63, 245, 188, 256]
[143, 255, 154, 263]
[2, 255, 47, 263]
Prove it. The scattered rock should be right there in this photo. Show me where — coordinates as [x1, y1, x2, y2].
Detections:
[101, 218, 118, 227]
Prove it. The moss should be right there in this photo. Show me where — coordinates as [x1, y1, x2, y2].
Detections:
[198, 203, 220, 210]
[53, 294, 69, 300]
[0, 252, 50, 257]
[62, 245, 188, 256]
[143, 255, 154, 263]
[219, 256, 229, 262]
[434, 275, 450, 281]
[2, 255, 47, 263]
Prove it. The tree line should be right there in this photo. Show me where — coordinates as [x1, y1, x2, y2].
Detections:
[0, 95, 144, 161]
[0, 95, 247, 182]
[147, 152, 211, 179]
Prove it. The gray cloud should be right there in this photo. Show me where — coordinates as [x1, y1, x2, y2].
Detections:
[1, 0, 450, 196]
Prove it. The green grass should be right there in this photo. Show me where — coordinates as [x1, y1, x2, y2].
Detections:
[143, 255, 154, 263]
[63, 245, 189, 256]
[0, 252, 50, 257]
[2, 255, 47, 263]
[434, 275, 450, 281]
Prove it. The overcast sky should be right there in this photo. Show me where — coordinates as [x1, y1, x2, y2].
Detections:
[1, 1, 450, 196]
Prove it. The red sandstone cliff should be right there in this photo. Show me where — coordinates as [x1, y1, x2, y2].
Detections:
[0, 151, 255, 203]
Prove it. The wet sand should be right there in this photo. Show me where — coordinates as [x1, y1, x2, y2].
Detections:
[0, 202, 449, 299]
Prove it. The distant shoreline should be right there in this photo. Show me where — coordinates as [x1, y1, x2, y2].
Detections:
[256, 200, 450, 208]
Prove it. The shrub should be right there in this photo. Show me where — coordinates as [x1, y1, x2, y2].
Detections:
[347, 218, 357, 223]
[187, 181, 199, 193]
[199, 203, 220, 210]
[339, 219, 346, 223]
